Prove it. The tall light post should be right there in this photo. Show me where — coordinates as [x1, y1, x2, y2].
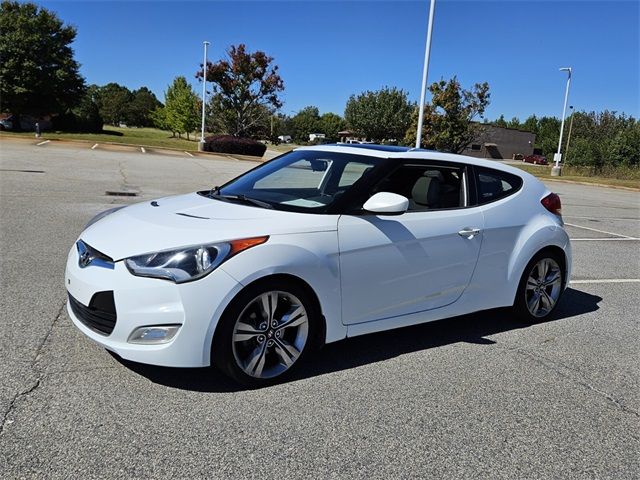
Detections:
[564, 105, 575, 164]
[199, 41, 210, 151]
[415, 0, 437, 149]
[552, 66, 572, 176]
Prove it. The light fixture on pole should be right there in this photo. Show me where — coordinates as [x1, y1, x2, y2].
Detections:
[415, 0, 437, 149]
[565, 105, 575, 164]
[552, 67, 572, 176]
[199, 41, 210, 151]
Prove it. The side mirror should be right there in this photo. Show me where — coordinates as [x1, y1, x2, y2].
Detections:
[362, 192, 409, 215]
[309, 159, 328, 172]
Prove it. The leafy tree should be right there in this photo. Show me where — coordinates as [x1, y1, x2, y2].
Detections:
[0, 1, 85, 117]
[536, 116, 561, 159]
[71, 91, 103, 132]
[290, 106, 320, 142]
[319, 113, 346, 142]
[507, 117, 521, 129]
[197, 44, 284, 137]
[97, 83, 132, 126]
[128, 87, 162, 127]
[522, 115, 539, 134]
[345, 87, 414, 142]
[493, 114, 508, 128]
[406, 77, 490, 153]
[164, 76, 199, 139]
[608, 121, 640, 167]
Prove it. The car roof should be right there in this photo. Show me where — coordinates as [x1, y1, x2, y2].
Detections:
[294, 144, 535, 179]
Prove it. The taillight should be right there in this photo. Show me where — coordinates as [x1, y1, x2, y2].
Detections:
[541, 192, 562, 216]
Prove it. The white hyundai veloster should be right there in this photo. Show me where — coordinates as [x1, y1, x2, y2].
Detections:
[65, 145, 571, 386]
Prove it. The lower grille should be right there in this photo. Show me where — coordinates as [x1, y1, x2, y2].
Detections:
[68, 291, 117, 336]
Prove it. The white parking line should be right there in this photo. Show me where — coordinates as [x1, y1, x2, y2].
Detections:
[140, 147, 146, 154]
[564, 222, 633, 239]
[36, 140, 50, 146]
[185, 151, 194, 157]
[564, 215, 640, 222]
[91, 143, 99, 150]
[572, 237, 640, 241]
[570, 279, 640, 284]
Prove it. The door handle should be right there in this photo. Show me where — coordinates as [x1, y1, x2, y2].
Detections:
[458, 227, 482, 239]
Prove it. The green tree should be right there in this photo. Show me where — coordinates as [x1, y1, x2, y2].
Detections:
[164, 76, 199, 139]
[406, 77, 490, 153]
[97, 83, 132, 126]
[319, 112, 346, 142]
[536, 116, 561, 159]
[608, 121, 640, 167]
[522, 115, 539, 134]
[345, 87, 414, 142]
[197, 44, 284, 137]
[493, 114, 508, 128]
[507, 117, 521, 129]
[128, 87, 162, 127]
[290, 106, 320, 142]
[0, 1, 85, 117]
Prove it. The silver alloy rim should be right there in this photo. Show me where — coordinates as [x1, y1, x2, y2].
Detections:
[525, 258, 562, 318]
[232, 291, 309, 379]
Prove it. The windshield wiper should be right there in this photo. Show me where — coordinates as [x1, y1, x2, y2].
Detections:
[214, 193, 273, 209]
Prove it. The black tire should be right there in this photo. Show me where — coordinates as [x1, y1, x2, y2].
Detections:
[513, 250, 565, 323]
[212, 278, 320, 388]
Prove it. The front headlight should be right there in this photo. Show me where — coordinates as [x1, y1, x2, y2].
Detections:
[124, 236, 268, 284]
[85, 206, 125, 230]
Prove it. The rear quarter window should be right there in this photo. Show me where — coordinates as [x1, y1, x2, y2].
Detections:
[475, 167, 523, 204]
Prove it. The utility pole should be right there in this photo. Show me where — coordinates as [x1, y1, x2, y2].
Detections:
[552, 67, 572, 176]
[415, 0, 437, 149]
[565, 105, 575, 164]
[199, 41, 210, 151]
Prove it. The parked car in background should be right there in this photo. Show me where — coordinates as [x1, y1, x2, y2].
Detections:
[0, 114, 14, 131]
[65, 144, 571, 387]
[524, 154, 548, 165]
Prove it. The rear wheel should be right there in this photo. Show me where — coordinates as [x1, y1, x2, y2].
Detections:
[212, 279, 319, 387]
[513, 252, 564, 322]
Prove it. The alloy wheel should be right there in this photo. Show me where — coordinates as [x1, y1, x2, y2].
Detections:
[525, 258, 562, 318]
[231, 291, 309, 379]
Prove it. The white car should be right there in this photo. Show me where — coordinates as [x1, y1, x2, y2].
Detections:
[65, 145, 571, 386]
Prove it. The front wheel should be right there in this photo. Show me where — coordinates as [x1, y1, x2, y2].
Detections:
[513, 252, 564, 322]
[212, 279, 319, 387]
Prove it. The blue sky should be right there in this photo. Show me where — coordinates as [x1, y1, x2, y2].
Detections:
[39, 0, 639, 120]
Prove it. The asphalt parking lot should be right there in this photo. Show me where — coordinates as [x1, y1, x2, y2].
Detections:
[1, 139, 638, 479]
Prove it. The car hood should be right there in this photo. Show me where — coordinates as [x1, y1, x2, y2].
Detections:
[81, 192, 338, 260]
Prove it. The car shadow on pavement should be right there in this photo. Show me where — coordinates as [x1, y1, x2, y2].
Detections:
[114, 287, 601, 393]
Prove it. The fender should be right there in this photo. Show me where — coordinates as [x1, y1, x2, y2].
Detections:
[219, 231, 346, 344]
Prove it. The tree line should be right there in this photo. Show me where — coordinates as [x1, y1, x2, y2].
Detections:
[2, 1, 637, 169]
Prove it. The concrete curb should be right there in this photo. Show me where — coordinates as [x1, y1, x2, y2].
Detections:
[0, 134, 265, 163]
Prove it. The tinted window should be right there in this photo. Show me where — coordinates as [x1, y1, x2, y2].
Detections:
[372, 164, 466, 211]
[476, 167, 523, 204]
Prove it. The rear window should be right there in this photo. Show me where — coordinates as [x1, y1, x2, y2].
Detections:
[476, 167, 523, 204]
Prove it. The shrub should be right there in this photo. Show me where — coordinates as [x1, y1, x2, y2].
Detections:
[203, 135, 267, 157]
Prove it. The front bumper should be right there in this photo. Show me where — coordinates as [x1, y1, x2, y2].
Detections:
[65, 243, 242, 367]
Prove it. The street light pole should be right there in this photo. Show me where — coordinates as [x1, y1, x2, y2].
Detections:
[415, 0, 436, 149]
[199, 41, 210, 151]
[564, 105, 575, 164]
[552, 66, 572, 176]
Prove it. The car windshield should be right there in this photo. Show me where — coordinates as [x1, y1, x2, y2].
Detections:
[208, 150, 380, 213]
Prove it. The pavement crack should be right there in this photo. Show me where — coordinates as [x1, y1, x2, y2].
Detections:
[0, 300, 67, 436]
[502, 345, 640, 419]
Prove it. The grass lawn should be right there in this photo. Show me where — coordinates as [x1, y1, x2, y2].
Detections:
[267, 142, 304, 153]
[0, 126, 200, 151]
[512, 163, 640, 189]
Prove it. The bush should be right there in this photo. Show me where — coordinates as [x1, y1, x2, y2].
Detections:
[203, 135, 267, 157]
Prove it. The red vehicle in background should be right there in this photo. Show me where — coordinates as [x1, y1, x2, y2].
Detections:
[523, 154, 548, 165]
